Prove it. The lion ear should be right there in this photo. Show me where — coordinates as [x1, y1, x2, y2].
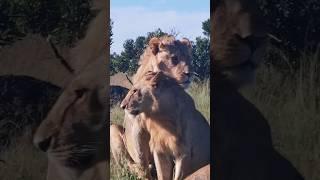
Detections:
[180, 38, 192, 48]
[149, 37, 160, 55]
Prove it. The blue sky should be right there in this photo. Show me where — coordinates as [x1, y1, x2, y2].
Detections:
[111, 0, 210, 53]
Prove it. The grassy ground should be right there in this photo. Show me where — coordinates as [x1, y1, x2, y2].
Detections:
[0, 53, 319, 179]
[110, 80, 210, 179]
[241, 52, 320, 180]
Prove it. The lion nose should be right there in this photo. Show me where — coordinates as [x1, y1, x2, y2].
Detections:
[184, 72, 191, 78]
[120, 103, 126, 109]
[34, 136, 52, 152]
[120, 101, 127, 109]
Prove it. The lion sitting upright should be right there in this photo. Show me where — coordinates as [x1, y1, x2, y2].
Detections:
[120, 71, 210, 180]
[212, 0, 304, 179]
[110, 35, 193, 178]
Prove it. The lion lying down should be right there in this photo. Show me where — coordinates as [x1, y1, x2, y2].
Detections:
[120, 71, 210, 180]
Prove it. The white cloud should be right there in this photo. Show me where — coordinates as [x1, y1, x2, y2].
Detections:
[111, 6, 209, 53]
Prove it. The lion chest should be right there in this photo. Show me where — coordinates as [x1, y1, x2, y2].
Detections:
[145, 118, 185, 157]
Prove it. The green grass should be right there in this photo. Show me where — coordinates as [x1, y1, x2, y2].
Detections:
[110, 81, 210, 179]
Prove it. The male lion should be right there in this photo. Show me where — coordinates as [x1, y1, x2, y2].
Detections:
[133, 36, 192, 88]
[110, 36, 193, 178]
[212, 0, 304, 179]
[120, 71, 210, 180]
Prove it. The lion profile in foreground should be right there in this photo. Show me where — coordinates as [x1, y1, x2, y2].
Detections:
[212, 0, 304, 179]
[120, 71, 210, 180]
[110, 35, 194, 178]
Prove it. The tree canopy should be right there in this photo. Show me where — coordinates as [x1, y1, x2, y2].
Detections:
[0, 0, 93, 46]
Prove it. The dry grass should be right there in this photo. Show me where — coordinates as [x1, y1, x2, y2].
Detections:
[242, 52, 320, 180]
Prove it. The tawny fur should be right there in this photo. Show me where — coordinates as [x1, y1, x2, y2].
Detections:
[121, 72, 210, 180]
[133, 35, 192, 85]
[31, 0, 109, 179]
[110, 36, 193, 179]
[212, 0, 268, 88]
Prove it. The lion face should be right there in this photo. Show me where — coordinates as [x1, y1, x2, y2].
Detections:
[121, 71, 178, 116]
[212, 0, 268, 87]
[137, 36, 193, 89]
[33, 59, 107, 171]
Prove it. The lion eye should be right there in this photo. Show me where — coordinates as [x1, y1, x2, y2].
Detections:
[152, 84, 158, 89]
[171, 56, 178, 65]
[75, 88, 88, 98]
[133, 89, 138, 93]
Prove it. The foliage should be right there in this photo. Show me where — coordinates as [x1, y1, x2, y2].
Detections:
[259, 0, 320, 55]
[0, 0, 93, 47]
[109, 19, 113, 46]
[110, 28, 170, 75]
[192, 37, 210, 80]
[202, 19, 210, 38]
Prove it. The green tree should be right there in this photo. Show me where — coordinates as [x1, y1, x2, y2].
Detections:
[145, 28, 168, 44]
[109, 19, 113, 46]
[192, 37, 210, 80]
[110, 29, 170, 75]
[202, 19, 211, 38]
[192, 18, 210, 80]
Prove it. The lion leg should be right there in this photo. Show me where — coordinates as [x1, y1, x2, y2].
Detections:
[124, 115, 153, 178]
[110, 123, 152, 179]
[110, 124, 133, 166]
[153, 151, 173, 180]
[173, 156, 186, 180]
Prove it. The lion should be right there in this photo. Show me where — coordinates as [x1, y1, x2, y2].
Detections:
[110, 36, 193, 178]
[25, 0, 109, 179]
[212, 0, 268, 88]
[212, 0, 304, 179]
[133, 36, 192, 88]
[120, 71, 210, 180]
[32, 59, 108, 180]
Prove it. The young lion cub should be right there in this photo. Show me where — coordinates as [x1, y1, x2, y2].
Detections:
[120, 71, 210, 180]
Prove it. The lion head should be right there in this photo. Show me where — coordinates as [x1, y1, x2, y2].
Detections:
[212, 0, 268, 88]
[133, 36, 193, 89]
[121, 71, 183, 116]
[33, 59, 108, 179]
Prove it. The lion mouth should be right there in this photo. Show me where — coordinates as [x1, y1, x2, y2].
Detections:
[126, 108, 140, 115]
[181, 80, 191, 88]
